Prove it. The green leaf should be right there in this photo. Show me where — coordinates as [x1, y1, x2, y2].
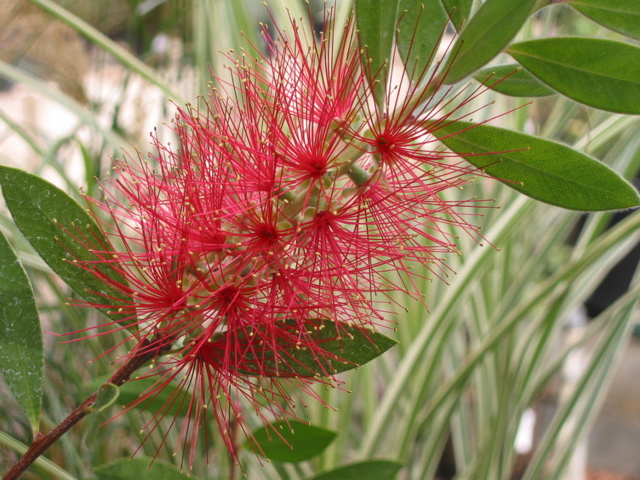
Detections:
[309, 460, 404, 480]
[94, 457, 196, 480]
[443, 0, 537, 84]
[397, 0, 448, 81]
[84, 382, 121, 447]
[87, 376, 193, 418]
[507, 38, 640, 114]
[232, 319, 398, 377]
[355, 0, 400, 109]
[440, 0, 473, 31]
[0, 166, 133, 326]
[431, 121, 640, 211]
[567, 0, 640, 40]
[245, 420, 337, 463]
[473, 64, 556, 97]
[0, 231, 43, 435]
[93, 383, 120, 413]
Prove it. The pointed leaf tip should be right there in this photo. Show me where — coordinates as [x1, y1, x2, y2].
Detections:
[473, 63, 556, 97]
[432, 121, 640, 211]
[232, 319, 398, 378]
[246, 420, 337, 462]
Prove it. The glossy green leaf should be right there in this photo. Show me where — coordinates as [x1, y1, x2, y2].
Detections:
[87, 376, 193, 418]
[507, 38, 640, 114]
[233, 319, 398, 377]
[432, 121, 640, 211]
[443, 0, 537, 84]
[245, 420, 337, 463]
[94, 458, 196, 480]
[397, 0, 448, 81]
[0, 166, 133, 326]
[310, 460, 404, 480]
[440, 0, 473, 31]
[473, 64, 556, 97]
[0, 231, 43, 435]
[355, 0, 400, 108]
[568, 0, 640, 40]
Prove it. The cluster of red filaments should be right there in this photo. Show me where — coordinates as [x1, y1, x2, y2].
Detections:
[77, 8, 489, 467]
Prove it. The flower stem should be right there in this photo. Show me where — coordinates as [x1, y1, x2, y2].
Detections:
[2, 337, 166, 480]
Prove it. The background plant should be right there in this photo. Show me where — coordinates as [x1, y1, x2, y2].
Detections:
[1, 0, 639, 479]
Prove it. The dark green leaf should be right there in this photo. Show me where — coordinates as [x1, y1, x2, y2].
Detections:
[0, 231, 43, 435]
[245, 420, 337, 463]
[355, 0, 400, 109]
[230, 319, 398, 377]
[440, 0, 473, 31]
[87, 375, 193, 418]
[94, 457, 196, 480]
[0, 166, 133, 326]
[397, 0, 448, 81]
[507, 38, 640, 114]
[309, 460, 404, 480]
[431, 121, 640, 211]
[443, 0, 537, 84]
[568, 0, 640, 40]
[473, 64, 556, 97]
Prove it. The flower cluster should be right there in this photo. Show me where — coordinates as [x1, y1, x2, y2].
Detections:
[77, 9, 488, 466]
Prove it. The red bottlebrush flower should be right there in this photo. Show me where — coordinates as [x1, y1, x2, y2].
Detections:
[69, 6, 499, 468]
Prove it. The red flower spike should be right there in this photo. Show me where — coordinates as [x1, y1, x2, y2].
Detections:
[66, 6, 508, 468]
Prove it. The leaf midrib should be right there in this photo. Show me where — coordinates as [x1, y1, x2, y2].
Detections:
[449, 135, 623, 197]
[508, 44, 640, 85]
